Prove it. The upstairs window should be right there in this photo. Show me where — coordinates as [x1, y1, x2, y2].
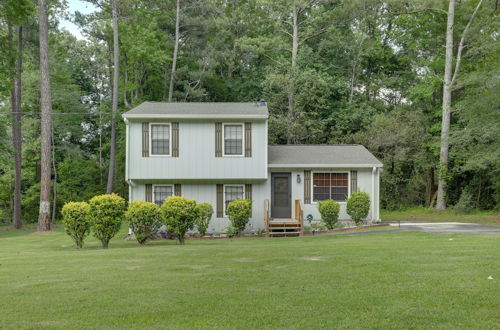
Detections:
[150, 123, 170, 156]
[313, 172, 349, 202]
[223, 124, 243, 156]
[153, 185, 173, 206]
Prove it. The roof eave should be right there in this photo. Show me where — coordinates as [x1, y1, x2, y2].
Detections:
[122, 113, 269, 119]
[268, 164, 383, 168]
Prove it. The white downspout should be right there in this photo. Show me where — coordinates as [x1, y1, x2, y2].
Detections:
[371, 167, 376, 221]
[124, 118, 133, 235]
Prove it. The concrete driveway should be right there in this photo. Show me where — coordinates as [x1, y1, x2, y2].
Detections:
[386, 221, 500, 234]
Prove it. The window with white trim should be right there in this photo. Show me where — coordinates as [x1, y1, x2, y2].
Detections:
[223, 124, 243, 155]
[224, 185, 244, 211]
[150, 124, 170, 156]
[313, 172, 349, 202]
[153, 185, 173, 206]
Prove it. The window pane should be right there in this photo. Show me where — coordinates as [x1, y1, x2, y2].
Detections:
[225, 186, 244, 210]
[154, 185, 173, 206]
[224, 125, 242, 155]
[313, 173, 349, 202]
[151, 124, 170, 155]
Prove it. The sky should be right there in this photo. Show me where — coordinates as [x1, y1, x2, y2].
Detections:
[59, 0, 97, 40]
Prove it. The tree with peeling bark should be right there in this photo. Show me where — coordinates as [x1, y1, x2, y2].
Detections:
[106, 0, 120, 194]
[436, 0, 484, 210]
[37, 0, 52, 231]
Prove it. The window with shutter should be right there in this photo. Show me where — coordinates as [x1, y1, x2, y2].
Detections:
[216, 184, 224, 217]
[172, 122, 179, 157]
[304, 170, 311, 204]
[244, 122, 252, 157]
[142, 122, 149, 157]
[215, 123, 222, 157]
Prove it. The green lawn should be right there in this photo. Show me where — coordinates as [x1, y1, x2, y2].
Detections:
[1, 227, 499, 329]
[381, 207, 500, 226]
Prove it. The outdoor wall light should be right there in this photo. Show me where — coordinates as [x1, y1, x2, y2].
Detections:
[297, 174, 301, 183]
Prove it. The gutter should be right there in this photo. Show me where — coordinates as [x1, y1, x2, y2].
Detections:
[122, 114, 269, 120]
[268, 164, 383, 168]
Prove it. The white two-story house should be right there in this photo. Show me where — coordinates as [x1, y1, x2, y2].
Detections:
[123, 102, 382, 233]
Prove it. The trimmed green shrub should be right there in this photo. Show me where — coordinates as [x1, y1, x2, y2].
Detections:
[226, 199, 252, 236]
[195, 203, 213, 236]
[318, 200, 340, 229]
[61, 201, 91, 248]
[159, 196, 197, 245]
[89, 194, 126, 248]
[125, 201, 161, 245]
[347, 192, 371, 225]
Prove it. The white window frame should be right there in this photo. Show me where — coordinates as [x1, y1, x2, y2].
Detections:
[223, 184, 245, 217]
[149, 122, 172, 157]
[152, 184, 174, 206]
[222, 123, 245, 157]
[311, 171, 350, 204]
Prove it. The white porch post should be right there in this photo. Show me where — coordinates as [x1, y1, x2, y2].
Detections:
[371, 167, 376, 220]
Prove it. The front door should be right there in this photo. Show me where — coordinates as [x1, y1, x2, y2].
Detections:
[271, 172, 291, 218]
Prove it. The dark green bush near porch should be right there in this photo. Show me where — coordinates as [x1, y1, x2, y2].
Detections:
[89, 194, 126, 248]
[318, 200, 340, 229]
[227, 200, 252, 236]
[61, 201, 91, 248]
[160, 196, 197, 245]
[125, 201, 161, 245]
[347, 192, 370, 225]
[195, 203, 213, 236]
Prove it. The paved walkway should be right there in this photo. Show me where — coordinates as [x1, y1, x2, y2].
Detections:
[386, 221, 500, 234]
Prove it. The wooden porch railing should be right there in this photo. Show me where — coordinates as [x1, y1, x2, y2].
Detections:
[294, 199, 304, 236]
[264, 199, 270, 237]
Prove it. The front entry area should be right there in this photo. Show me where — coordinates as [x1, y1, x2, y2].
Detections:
[271, 172, 291, 218]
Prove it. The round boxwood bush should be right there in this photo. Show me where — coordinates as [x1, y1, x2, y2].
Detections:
[89, 194, 126, 248]
[318, 200, 340, 229]
[346, 192, 370, 225]
[125, 201, 161, 245]
[226, 199, 252, 236]
[61, 201, 91, 248]
[195, 203, 213, 236]
[159, 196, 197, 245]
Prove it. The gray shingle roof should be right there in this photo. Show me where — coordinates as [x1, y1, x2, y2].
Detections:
[123, 102, 269, 119]
[268, 145, 382, 167]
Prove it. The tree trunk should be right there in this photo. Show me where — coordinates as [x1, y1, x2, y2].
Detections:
[436, 0, 455, 211]
[51, 126, 57, 223]
[106, 0, 120, 194]
[287, 5, 298, 144]
[11, 26, 23, 229]
[38, 0, 52, 231]
[168, 0, 180, 102]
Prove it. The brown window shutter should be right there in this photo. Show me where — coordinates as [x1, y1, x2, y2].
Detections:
[245, 184, 252, 200]
[215, 122, 222, 157]
[172, 122, 179, 157]
[216, 184, 223, 217]
[244, 122, 252, 157]
[351, 170, 358, 194]
[145, 184, 152, 202]
[174, 184, 181, 196]
[304, 170, 311, 204]
[142, 122, 149, 157]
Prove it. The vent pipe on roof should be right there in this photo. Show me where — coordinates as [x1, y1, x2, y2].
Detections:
[257, 99, 266, 106]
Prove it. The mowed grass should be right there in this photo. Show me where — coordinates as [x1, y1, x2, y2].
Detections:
[1, 227, 499, 329]
[382, 207, 500, 226]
